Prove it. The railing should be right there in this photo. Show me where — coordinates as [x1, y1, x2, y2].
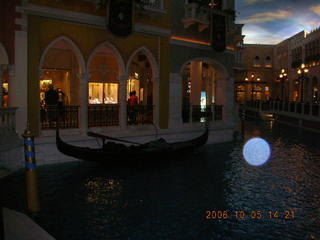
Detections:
[40, 105, 79, 129]
[0, 107, 17, 138]
[182, 104, 223, 123]
[245, 100, 320, 118]
[141, 0, 163, 10]
[127, 105, 153, 125]
[184, 3, 209, 24]
[196, 5, 209, 22]
[88, 105, 119, 127]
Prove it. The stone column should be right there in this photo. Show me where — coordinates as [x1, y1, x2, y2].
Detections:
[14, 24, 28, 135]
[225, 77, 235, 125]
[78, 73, 90, 134]
[190, 61, 202, 105]
[152, 75, 160, 128]
[169, 73, 182, 128]
[215, 74, 234, 125]
[119, 75, 129, 129]
[8, 65, 14, 107]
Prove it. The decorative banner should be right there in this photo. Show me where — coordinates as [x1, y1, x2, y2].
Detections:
[108, 0, 133, 37]
[211, 13, 226, 52]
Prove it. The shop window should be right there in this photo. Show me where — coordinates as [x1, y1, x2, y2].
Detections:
[89, 83, 118, 104]
[2, 82, 8, 107]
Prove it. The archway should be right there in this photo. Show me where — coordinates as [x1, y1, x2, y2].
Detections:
[180, 58, 229, 123]
[87, 41, 125, 127]
[126, 47, 159, 125]
[39, 36, 85, 129]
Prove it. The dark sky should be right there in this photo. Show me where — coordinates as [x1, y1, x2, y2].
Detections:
[235, 0, 320, 44]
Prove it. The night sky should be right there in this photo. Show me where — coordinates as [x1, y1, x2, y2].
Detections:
[235, 0, 320, 44]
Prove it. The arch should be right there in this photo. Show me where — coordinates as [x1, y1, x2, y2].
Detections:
[87, 40, 126, 77]
[125, 46, 160, 126]
[0, 42, 9, 65]
[126, 46, 159, 79]
[39, 36, 86, 74]
[179, 57, 229, 79]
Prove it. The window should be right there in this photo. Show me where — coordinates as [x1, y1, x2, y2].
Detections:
[253, 56, 261, 67]
[88, 82, 118, 104]
[265, 56, 272, 68]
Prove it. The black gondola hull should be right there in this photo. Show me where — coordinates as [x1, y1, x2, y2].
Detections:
[56, 128, 208, 162]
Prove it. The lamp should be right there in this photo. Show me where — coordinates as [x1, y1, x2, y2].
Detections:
[278, 68, 288, 100]
[297, 64, 308, 102]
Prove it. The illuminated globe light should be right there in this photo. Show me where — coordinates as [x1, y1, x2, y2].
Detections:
[243, 138, 271, 166]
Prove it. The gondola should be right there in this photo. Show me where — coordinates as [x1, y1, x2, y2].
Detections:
[56, 127, 208, 162]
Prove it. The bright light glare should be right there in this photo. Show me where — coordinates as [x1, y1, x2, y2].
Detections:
[243, 138, 271, 166]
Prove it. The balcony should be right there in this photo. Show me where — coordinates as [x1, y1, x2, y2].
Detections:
[182, 3, 209, 32]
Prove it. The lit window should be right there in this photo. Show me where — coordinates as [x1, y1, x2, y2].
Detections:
[88, 83, 118, 104]
[104, 83, 118, 104]
[89, 83, 103, 104]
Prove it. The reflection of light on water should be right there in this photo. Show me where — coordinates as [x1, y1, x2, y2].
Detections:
[85, 178, 122, 204]
[243, 137, 271, 166]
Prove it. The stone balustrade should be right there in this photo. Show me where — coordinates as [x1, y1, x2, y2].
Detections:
[0, 107, 18, 141]
[244, 100, 320, 118]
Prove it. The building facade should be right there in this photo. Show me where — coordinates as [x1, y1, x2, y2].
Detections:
[0, 0, 243, 164]
[235, 44, 274, 103]
[235, 29, 320, 104]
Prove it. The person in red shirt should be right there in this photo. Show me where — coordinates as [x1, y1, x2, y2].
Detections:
[128, 90, 138, 124]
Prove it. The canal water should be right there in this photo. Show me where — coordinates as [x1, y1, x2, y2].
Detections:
[1, 120, 320, 240]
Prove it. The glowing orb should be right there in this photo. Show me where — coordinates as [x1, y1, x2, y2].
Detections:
[243, 137, 271, 166]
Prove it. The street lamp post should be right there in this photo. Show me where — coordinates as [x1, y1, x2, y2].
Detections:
[279, 69, 288, 101]
[297, 63, 309, 102]
[251, 74, 254, 101]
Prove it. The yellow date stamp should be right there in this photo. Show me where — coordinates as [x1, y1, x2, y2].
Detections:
[205, 210, 295, 220]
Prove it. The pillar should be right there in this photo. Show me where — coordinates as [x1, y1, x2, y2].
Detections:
[119, 75, 128, 129]
[78, 73, 90, 133]
[13, 18, 28, 135]
[190, 61, 202, 105]
[152, 75, 160, 127]
[169, 73, 182, 128]
[8, 65, 14, 107]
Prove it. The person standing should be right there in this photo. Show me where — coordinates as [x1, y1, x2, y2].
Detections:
[130, 90, 138, 124]
[45, 84, 59, 127]
[128, 91, 138, 124]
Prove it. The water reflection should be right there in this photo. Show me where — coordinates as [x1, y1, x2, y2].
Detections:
[0, 120, 320, 239]
[85, 178, 123, 205]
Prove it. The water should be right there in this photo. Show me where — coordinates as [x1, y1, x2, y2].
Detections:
[1, 120, 320, 240]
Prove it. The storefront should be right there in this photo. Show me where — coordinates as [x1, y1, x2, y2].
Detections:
[25, 0, 170, 135]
